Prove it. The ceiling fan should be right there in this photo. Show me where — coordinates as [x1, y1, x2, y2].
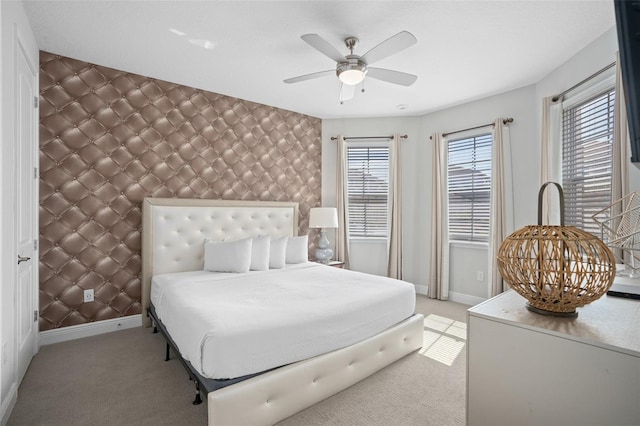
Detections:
[284, 31, 418, 102]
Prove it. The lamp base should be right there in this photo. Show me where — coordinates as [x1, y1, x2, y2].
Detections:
[315, 247, 334, 263]
[525, 303, 578, 318]
[315, 229, 333, 263]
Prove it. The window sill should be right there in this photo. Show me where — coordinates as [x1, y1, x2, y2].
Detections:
[349, 237, 388, 244]
[449, 240, 488, 250]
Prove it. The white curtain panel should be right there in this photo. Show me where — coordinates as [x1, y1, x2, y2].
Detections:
[387, 134, 403, 279]
[613, 52, 631, 262]
[335, 135, 351, 268]
[613, 51, 630, 205]
[540, 96, 563, 224]
[488, 119, 514, 297]
[428, 133, 449, 300]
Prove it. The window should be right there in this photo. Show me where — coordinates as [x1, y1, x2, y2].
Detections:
[346, 145, 390, 238]
[447, 133, 492, 242]
[562, 88, 614, 235]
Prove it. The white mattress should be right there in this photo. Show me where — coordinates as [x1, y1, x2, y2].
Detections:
[150, 263, 416, 379]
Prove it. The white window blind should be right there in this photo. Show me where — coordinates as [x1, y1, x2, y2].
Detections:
[562, 88, 614, 235]
[447, 133, 492, 242]
[346, 146, 389, 238]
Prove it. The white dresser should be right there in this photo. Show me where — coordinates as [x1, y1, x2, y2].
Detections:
[467, 286, 640, 426]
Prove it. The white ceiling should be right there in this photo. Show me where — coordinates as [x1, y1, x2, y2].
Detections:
[23, 0, 615, 119]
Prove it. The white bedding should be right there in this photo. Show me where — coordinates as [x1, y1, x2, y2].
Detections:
[151, 263, 416, 379]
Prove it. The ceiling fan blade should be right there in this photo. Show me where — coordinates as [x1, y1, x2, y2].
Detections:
[301, 34, 346, 63]
[340, 84, 356, 103]
[367, 67, 417, 86]
[361, 31, 417, 64]
[284, 70, 334, 84]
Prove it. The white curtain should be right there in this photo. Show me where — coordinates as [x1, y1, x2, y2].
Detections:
[387, 134, 402, 279]
[613, 51, 630, 207]
[428, 133, 449, 300]
[540, 96, 563, 224]
[613, 52, 631, 262]
[335, 135, 350, 268]
[488, 119, 514, 297]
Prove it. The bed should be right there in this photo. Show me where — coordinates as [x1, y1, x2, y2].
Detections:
[141, 197, 424, 426]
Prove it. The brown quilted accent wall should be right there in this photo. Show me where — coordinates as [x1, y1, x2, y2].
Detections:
[38, 52, 322, 330]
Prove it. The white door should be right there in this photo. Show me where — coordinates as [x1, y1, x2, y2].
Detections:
[15, 39, 38, 383]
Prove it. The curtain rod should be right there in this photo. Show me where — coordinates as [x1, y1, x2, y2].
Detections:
[330, 134, 408, 141]
[552, 61, 615, 102]
[429, 118, 513, 140]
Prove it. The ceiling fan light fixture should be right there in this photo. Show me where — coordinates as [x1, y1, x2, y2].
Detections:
[285, 31, 418, 93]
[337, 61, 368, 85]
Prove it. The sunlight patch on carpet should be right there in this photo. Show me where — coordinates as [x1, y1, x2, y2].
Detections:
[419, 314, 466, 366]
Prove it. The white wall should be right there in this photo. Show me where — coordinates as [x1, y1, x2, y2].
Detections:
[323, 25, 631, 304]
[323, 85, 537, 301]
[1, 1, 38, 423]
[535, 26, 640, 194]
[421, 85, 538, 302]
[536, 27, 618, 116]
[321, 116, 422, 278]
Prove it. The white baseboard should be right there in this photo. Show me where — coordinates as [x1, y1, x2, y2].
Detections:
[1, 382, 18, 426]
[414, 285, 428, 295]
[414, 285, 485, 306]
[39, 314, 142, 346]
[447, 291, 486, 307]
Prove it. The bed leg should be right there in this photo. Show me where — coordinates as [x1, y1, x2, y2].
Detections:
[147, 311, 158, 333]
[165, 343, 170, 361]
[193, 382, 203, 405]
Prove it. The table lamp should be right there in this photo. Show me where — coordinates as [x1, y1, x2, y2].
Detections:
[309, 207, 339, 263]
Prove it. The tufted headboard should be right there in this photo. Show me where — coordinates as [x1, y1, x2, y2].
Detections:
[141, 197, 299, 327]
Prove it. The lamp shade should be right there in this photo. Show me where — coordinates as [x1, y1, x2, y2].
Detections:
[309, 207, 338, 229]
[338, 69, 365, 85]
[337, 61, 367, 85]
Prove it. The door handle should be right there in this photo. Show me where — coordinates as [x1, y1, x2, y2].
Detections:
[17, 255, 31, 264]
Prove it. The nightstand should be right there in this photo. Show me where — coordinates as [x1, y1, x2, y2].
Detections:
[313, 260, 345, 269]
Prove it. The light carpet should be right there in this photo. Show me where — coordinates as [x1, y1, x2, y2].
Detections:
[8, 295, 469, 426]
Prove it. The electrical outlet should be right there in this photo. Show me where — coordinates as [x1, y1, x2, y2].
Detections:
[476, 271, 484, 282]
[83, 289, 94, 303]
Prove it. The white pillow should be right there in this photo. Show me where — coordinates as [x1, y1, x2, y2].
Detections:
[269, 236, 288, 269]
[204, 237, 252, 273]
[286, 235, 308, 264]
[250, 235, 270, 271]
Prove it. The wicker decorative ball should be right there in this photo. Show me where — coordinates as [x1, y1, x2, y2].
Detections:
[497, 183, 616, 317]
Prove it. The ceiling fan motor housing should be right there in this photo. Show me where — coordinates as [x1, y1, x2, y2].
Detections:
[337, 56, 368, 85]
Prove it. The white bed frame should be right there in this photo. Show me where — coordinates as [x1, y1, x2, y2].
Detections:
[141, 197, 424, 426]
